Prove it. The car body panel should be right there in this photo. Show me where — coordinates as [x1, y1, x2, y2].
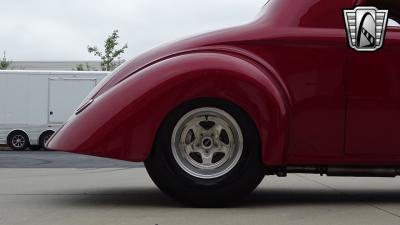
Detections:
[48, 0, 400, 167]
[49, 52, 288, 164]
[345, 29, 400, 155]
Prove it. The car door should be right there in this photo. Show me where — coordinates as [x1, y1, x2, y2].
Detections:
[345, 19, 400, 155]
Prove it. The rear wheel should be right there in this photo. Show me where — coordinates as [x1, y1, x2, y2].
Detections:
[7, 131, 30, 151]
[145, 99, 265, 207]
[39, 131, 55, 150]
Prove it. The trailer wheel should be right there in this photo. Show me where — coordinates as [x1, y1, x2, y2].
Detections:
[39, 131, 55, 150]
[7, 131, 30, 151]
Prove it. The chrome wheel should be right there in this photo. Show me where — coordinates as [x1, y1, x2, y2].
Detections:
[171, 107, 243, 179]
[12, 135, 26, 148]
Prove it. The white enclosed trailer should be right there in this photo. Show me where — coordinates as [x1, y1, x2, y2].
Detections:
[0, 70, 108, 150]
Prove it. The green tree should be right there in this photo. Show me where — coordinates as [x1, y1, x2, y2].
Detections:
[0, 51, 11, 70]
[75, 64, 85, 71]
[87, 30, 128, 71]
[75, 63, 94, 71]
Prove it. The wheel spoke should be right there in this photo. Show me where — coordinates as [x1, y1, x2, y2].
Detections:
[200, 152, 214, 166]
[183, 143, 197, 154]
[194, 122, 207, 137]
[212, 124, 224, 139]
[183, 129, 195, 145]
[219, 144, 230, 155]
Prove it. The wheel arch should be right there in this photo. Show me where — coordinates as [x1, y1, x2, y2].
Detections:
[134, 50, 290, 166]
[7, 129, 30, 143]
[48, 51, 290, 166]
[138, 51, 291, 166]
[39, 130, 55, 141]
[39, 130, 55, 138]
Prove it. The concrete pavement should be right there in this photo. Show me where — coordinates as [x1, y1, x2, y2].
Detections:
[0, 151, 142, 168]
[1, 152, 400, 225]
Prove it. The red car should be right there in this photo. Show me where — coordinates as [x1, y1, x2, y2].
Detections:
[48, 0, 400, 206]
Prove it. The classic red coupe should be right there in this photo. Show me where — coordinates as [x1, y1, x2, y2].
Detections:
[48, 0, 400, 206]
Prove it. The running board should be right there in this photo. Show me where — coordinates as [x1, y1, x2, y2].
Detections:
[269, 167, 400, 177]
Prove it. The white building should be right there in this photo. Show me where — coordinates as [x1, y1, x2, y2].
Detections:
[8, 61, 103, 71]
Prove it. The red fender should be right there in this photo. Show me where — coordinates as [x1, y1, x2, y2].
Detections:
[48, 52, 289, 166]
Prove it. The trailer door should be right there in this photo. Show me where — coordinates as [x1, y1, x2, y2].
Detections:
[49, 78, 96, 124]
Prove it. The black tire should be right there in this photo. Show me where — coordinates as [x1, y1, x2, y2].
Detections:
[7, 131, 30, 151]
[145, 98, 265, 207]
[39, 131, 55, 150]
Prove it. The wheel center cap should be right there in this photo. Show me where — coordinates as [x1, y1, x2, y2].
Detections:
[201, 137, 213, 150]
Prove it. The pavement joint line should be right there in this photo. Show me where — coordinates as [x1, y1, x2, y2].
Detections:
[295, 174, 400, 219]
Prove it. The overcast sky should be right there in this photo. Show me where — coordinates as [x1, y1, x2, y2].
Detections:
[0, 0, 266, 61]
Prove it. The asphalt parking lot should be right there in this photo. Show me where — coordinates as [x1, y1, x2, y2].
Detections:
[2, 150, 400, 225]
